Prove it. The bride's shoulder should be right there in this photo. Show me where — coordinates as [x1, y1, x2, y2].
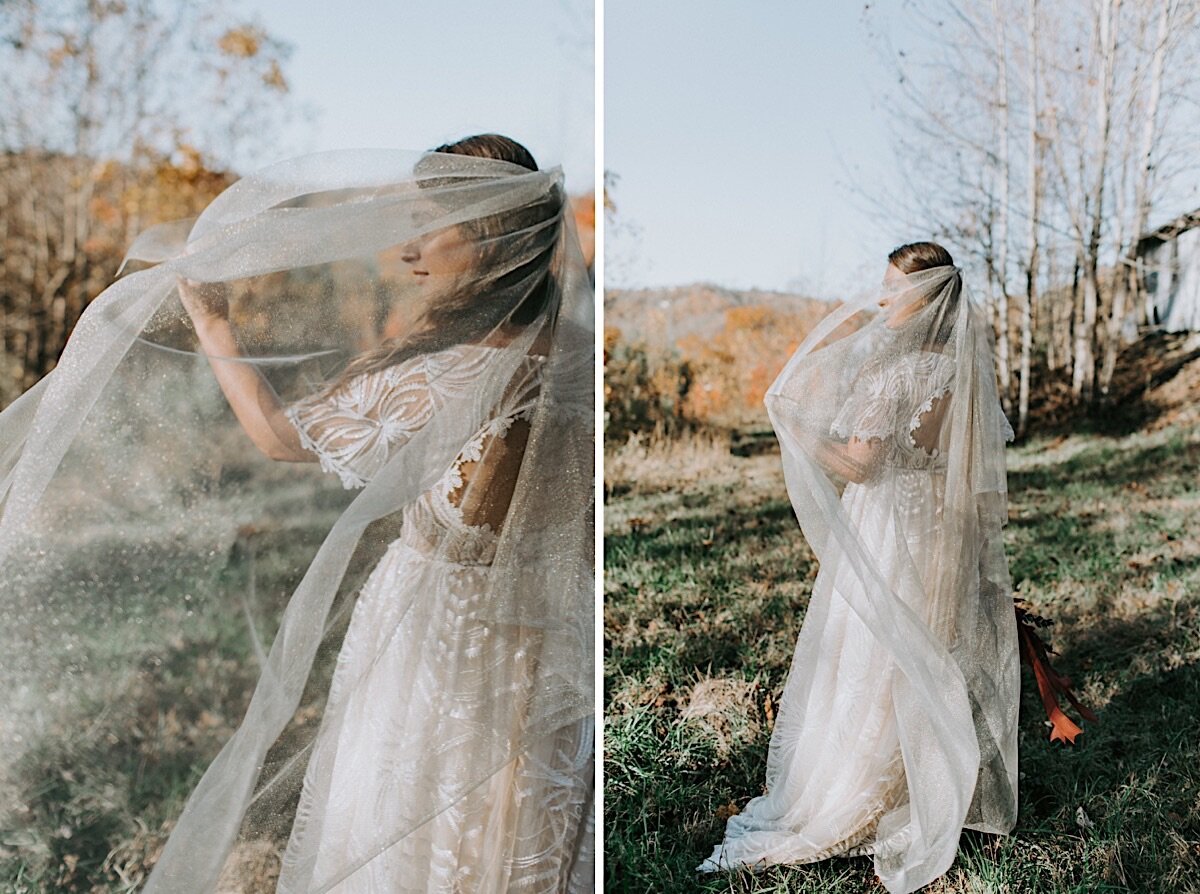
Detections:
[860, 349, 954, 386]
[337, 333, 560, 398]
[891, 348, 955, 371]
[325, 346, 468, 397]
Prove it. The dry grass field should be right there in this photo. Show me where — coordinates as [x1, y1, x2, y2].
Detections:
[604, 415, 1200, 893]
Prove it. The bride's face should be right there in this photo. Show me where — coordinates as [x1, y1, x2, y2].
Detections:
[879, 262, 905, 307]
[879, 262, 923, 327]
[400, 225, 478, 281]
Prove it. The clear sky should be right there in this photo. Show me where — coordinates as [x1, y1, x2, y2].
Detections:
[240, 0, 594, 193]
[605, 1, 902, 296]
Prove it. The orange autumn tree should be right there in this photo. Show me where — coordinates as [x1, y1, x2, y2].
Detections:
[676, 302, 843, 427]
[0, 1, 295, 405]
[571, 193, 596, 271]
[603, 326, 695, 444]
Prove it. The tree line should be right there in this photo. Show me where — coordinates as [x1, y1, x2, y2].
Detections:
[0, 0, 295, 405]
[866, 0, 1200, 434]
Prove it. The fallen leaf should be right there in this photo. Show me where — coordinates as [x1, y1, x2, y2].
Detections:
[714, 800, 740, 822]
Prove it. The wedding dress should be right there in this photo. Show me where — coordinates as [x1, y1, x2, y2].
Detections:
[275, 343, 593, 892]
[701, 266, 1019, 893]
[0, 149, 594, 892]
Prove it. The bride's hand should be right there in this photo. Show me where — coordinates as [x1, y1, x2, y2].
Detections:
[178, 277, 230, 323]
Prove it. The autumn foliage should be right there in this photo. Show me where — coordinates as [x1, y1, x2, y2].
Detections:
[0, 149, 236, 404]
[1016, 600, 1099, 744]
[0, 0, 302, 406]
[605, 287, 845, 436]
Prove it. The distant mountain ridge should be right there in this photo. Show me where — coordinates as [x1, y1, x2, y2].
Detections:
[605, 283, 834, 347]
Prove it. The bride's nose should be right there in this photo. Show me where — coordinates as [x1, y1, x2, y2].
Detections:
[399, 241, 422, 264]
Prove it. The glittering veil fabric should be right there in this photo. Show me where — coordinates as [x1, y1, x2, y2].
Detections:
[0, 150, 594, 892]
[700, 266, 1019, 894]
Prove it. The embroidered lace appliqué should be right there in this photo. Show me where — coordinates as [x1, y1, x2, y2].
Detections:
[829, 352, 958, 470]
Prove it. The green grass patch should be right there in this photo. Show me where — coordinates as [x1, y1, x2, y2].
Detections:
[604, 424, 1200, 893]
[0, 486, 350, 893]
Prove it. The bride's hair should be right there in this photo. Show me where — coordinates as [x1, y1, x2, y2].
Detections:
[429, 133, 539, 172]
[330, 134, 562, 388]
[888, 241, 954, 273]
[888, 241, 961, 350]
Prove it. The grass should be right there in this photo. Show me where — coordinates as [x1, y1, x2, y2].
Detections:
[0, 465, 354, 893]
[604, 423, 1200, 894]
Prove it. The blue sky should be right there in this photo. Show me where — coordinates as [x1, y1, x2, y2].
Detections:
[605, 1, 1200, 296]
[605, 1, 902, 295]
[240, 0, 594, 192]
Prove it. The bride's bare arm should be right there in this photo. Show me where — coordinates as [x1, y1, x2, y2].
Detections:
[180, 278, 313, 463]
[812, 436, 885, 485]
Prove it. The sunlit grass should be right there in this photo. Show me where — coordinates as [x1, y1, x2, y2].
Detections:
[604, 423, 1200, 893]
[0, 483, 349, 893]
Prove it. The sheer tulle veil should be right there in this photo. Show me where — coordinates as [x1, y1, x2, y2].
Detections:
[703, 263, 1019, 893]
[0, 147, 594, 889]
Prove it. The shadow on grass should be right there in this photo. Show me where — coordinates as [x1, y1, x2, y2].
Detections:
[1011, 434, 1199, 496]
[1012, 646, 1200, 893]
[1025, 331, 1200, 440]
[608, 612, 1200, 894]
[606, 498, 799, 567]
[606, 412, 1200, 892]
[605, 495, 813, 687]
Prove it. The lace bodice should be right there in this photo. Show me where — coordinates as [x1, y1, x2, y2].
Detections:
[286, 343, 545, 565]
[830, 351, 956, 472]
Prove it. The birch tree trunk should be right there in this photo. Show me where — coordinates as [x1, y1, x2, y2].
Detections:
[993, 0, 1013, 410]
[1019, 0, 1040, 435]
[865, 0, 1200, 415]
[1073, 0, 1121, 402]
[1100, 0, 1170, 393]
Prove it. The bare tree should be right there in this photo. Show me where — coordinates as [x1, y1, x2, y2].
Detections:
[992, 0, 1014, 409]
[0, 0, 295, 402]
[1100, 0, 1174, 392]
[1062, 0, 1121, 401]
[1018, 0, 1041, 434]
[866, 0, 1200, 420]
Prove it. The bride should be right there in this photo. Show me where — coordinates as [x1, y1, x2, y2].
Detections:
[0, 137, 594, 892]
[700, 243, 1019, 893]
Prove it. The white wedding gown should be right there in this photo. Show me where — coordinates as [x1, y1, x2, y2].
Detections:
[274, 342, 594, 893]
[702, 350, 964, 870]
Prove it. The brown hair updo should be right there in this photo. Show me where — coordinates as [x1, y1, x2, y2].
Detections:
[428, 133, 539, 172]
[888, 241, 955, 273]
[887, 241, 961, 349]
[330, 134, 562, 388]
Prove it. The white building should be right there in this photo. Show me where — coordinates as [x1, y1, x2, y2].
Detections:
[1139, 209, 1200, 331]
